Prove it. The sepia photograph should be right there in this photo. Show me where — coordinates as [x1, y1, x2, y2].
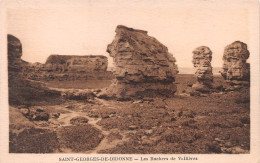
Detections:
[0, 0, 259, 162]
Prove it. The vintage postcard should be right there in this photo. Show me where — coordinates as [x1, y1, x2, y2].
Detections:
[0, 0, 259, 162]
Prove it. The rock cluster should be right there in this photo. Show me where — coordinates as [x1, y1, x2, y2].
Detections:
[100, 25, 178, 99]
[45, 55, 108, 72]
[220, 41, 250, 82]
[20, 108, 50, 121]
[192, 46, 213, 92]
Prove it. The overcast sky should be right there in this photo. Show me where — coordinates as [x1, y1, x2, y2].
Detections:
[7, 0, 249, 68]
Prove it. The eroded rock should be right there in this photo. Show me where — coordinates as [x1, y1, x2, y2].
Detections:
[45, 55, 108, 72]
[23, 55, 114, 81]
[8, 34, 23, 65]
[8, 34, 61, 106]
[221, 41, 250, 82]
[100, 25, 178, 99]
[192, 46, 213, 92]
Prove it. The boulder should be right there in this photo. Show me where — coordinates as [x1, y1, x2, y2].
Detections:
[192, 46, 213, 92]
[27, 108, 50, 121]
[100, 25, 178, 99]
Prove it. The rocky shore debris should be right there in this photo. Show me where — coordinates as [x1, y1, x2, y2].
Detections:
[20, 107, 50, 121]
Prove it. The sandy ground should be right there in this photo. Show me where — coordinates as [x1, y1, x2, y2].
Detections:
[9, 74, 250, 154]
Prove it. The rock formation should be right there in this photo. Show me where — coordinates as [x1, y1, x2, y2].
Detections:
[45, 55, 108, 72]
[22, 54, 113, 81]
[8, 35, 22, 63]
[8, 34, 28, 71]
[100, 25, 178, 99]
[220, 41, 250, 82]
[8, 34, 60, 105]
[192, 46, 213, 92]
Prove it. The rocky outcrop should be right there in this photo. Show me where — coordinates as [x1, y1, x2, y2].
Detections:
[100, 25, 178, 99]
[192, 46, 213, 92]
[220, 41, 250, 82]
[8, 34, 28, 72]
[8, 34, 23, 64]
[22, 54, 114, 81]
[45, 55, 108, 72]
[8, 34, 61, 106]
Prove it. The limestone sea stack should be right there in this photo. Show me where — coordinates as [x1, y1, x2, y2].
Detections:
[220, 41, 250, 82]
[100, 25, 178, 99]
[192, 46, 213, 92]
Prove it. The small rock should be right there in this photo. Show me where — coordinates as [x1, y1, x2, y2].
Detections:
[214, 138, 222, 142]
[101, 115, 110, 119]
[36, 108, 44, 112]
[221, 147, 227, 152]
[132, 100, 143, 104]
[70, 116, 89, 125]
[225, 141, 232, 147]
[20, 108, 29, 116]
[240, 117, 250, 124]
[109, 113, 116, 118]
[128, 125, 138, 130]
[200, 93, 208, 97]
[207, 142, 222, 153]
[187, 84, 193, 87]
[144, 129, 153, 136]
[190, 91, 200, 96]
[177, 111, 183, 117]
[65, 105, 73, 109]
[231, 146, 248, 154]
[226, 148, 232, 153]
[51, 113, 60, 119]
[33, 112, 49, 121]
[171, 117, 177, 121]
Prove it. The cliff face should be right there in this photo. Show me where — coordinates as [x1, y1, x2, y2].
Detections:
[45, 55, 108, 72]
[192, 46, 213, 92]
[100, 25, 178, 99]
[221, 41, 250, 81]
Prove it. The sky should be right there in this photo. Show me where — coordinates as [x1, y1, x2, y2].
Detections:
[7, 0, 249, 68]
